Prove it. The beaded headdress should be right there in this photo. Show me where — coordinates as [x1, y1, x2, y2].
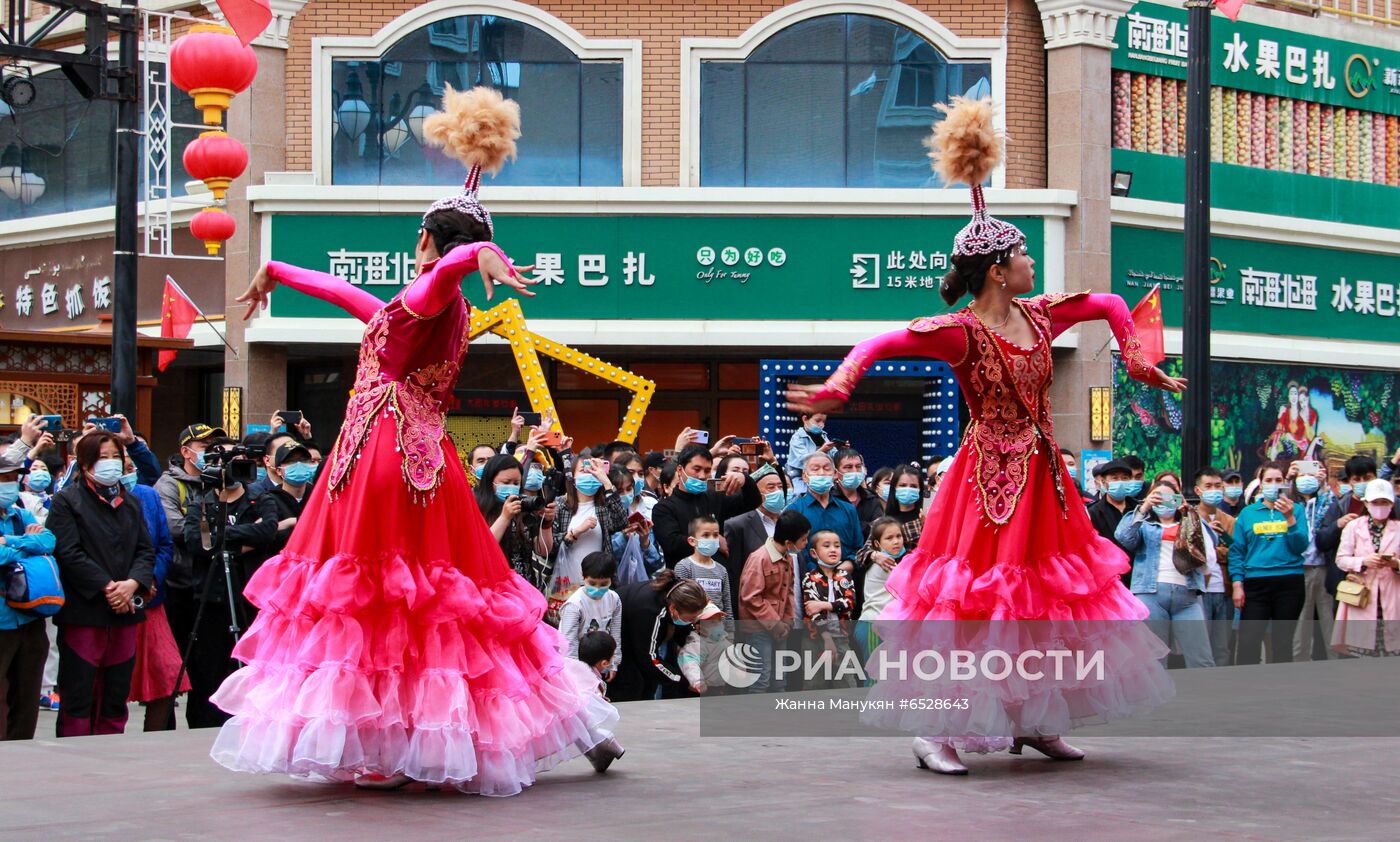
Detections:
[925, 97, 1023, 257]
[420, 85, 521, 237]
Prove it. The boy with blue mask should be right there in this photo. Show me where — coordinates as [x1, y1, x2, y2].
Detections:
[675, 516, 734, 636]
[558, 552, 622, 680]
[785, 412, 838, 494]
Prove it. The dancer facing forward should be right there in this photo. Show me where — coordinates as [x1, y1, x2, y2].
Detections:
[789, 97, 1187, 775]
[214, 86, 621, 794]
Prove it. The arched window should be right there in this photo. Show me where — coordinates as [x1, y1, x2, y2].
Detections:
[699, 13, 991, 188]
[330, 15, 624, 186]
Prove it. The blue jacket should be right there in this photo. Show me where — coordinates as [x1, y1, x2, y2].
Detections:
[128, 484, 175, 607]
[0, 504, 58, 629]
[1228, 501, 1309, 582]
[1114, 511, 1206, 593]
[784, 492, 863, 566]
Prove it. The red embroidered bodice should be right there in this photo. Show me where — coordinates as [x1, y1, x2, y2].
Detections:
[266, 241, 509, 500]
[814, 291, 1160, 525]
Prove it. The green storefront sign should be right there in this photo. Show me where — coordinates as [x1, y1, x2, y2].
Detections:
[1113, 1, 1400, 116]
[1112, 225, 1400, 341]
[268, 214, 1045, 320]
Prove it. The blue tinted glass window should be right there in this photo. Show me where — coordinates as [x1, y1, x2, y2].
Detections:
[331, 16, 623, 186]
[700, 14, 992, 187]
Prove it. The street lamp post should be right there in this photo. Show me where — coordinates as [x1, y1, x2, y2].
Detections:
[112, 0, 140, 419]
[1181, 0, 1213, 481]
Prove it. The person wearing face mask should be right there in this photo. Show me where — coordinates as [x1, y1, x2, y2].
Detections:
[1331, 479, 1400, 657]
[834, 449, 884, 530]
[1316, 456, 1378, 607]
[263, 442, 317, 555]
[784, 451, 863, 570]
[116, 454, 186, 732]
[474, 453, 557, 591]
[1287, 459, 1337, 662]
[614, 574, 708, 702]
[0, 462, 57, 740]
[1115, 482, 1215, 668]
[155, 423, 227, 659]
[19, 464, 53, 527]
[738, 511, 810, 694]
[179, 439, 277, 729]
[677, 602, 731, 695]
[1192, 467, 1236, 667]
[557, 552, 622, 678]
[1219, 470, 1246, 516]
[651, 444, 764, 568]
[674, 516, 734, 637]
[46, 433, 156, 736]
[722, 465, 789, 617]
[607, 467, 660, 581]
[1229, 461, 1309, 665]
[882, 465, 927, 548]
[552, 456, 629, 586]
[467, 444, 498, 485]
[785, 413, 838, 495]
[1087, 460, 1139, 584]
[1060, 449, 1093, 502]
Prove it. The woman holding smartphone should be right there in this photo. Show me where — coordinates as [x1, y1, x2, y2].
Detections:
[553, 457, 629, 565]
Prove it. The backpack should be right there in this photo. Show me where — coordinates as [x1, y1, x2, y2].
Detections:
[1, 514, 64, 617]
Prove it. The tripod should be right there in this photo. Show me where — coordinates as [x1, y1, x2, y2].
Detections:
[171, 495, 249, 721]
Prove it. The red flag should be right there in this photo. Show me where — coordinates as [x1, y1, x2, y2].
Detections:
[159, 277, 200, 372]
[215, 0, 273, 47]
[1214, 0, 1247, 21]
[1130, 284, 1167, 367]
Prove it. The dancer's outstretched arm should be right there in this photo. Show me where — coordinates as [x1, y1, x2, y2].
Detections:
[1042, 292, 1188, 392]
[237, 261, 385, 324]
[788, 321, 970, 414]
[404, 242, 538, 320]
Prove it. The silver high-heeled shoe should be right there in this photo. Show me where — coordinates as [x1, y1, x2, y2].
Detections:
[1009, 736, 1085, 761]
[911, 737, 968, 775]
[585, 737, 626, 773]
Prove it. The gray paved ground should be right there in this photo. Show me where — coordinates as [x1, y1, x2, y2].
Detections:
[5, 660, 1397, 841]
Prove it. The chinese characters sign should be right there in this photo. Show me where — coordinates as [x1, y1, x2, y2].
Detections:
[1112, 224, 1400, 341]
[1115, 2, 1400, 117]
[268, 214, 1045, 321]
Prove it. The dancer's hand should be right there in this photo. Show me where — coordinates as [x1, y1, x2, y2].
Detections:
[786, 384, 843, 416]
[1154, 368, 1188, 393]
[478, 248, 536, 302]
[1232, 581, 1245, 610]
[237, 264, 277, 320]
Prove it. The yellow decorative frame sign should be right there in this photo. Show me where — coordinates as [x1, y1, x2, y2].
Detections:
[468, 299, 655, 443]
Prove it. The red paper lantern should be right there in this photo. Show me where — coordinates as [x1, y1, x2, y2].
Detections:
[170, 24, 258, 125]
[183, 130, 248, 200]
[190, 207, 237, 256]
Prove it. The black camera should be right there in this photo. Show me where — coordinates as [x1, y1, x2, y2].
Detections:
[200, 443, 266, 488]
[518, 493, 553, 517]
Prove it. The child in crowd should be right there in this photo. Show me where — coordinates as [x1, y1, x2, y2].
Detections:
[558, 552, 622, 680]
[675, 516, 734, 636]
[855, 517, 905, 662]
[678, 602, 730, 695]
[577, 630, 617, 701]
[803, 530, 858, 689]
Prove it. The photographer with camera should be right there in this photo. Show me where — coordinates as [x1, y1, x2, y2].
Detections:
[46, 432, 155, 737]
[156, 423, 226, 656]
[473, 454, 557, 592]
[262, 441, 316, 554]
[179, 437, 276, 728]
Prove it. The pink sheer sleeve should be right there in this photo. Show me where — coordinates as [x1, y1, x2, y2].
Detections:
[403, 241, 512, 319]
[812, 321, 969, 404]
[265, 261, 385, 324]
[1043, 292, 1159, 385]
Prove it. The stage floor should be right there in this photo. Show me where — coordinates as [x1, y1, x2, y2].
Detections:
[4, 659, 1396, 841]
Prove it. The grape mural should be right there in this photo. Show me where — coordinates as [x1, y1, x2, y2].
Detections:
[1111, 356, 1400, 481]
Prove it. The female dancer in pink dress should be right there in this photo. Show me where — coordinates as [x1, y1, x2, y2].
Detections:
[790, 98, 1186, 775]
[214, 87, 621, 794]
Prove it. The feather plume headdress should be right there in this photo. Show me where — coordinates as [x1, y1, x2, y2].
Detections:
[420, 85, 521, 236]
[925, 97, 1023, 257]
